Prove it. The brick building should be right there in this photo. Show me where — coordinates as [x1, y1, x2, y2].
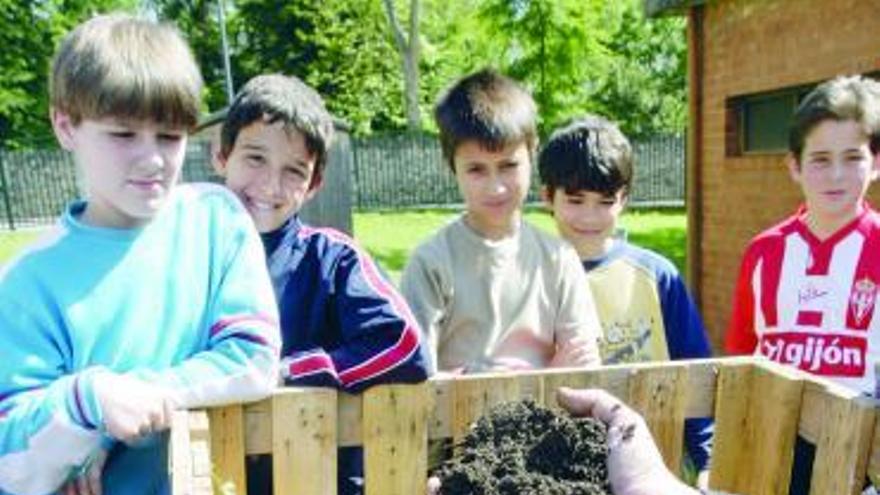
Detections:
[646, 0, 880, 349]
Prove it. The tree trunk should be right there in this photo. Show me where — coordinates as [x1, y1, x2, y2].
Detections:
[382, 0, 421, 131]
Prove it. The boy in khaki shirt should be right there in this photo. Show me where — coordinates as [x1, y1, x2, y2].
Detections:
[401, 69, 601, 374]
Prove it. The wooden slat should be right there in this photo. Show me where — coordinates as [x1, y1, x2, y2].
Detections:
[363, 383, 429, 495]
[170, 410, 194, 495]
[244, 399, 271, 455]
[869, 405, 880, 488]
[808, 383, 876, 495]
[541, 367, 608, 409]
[541, 359, 719, 418]
[626, 362, 688, 474]
[189, 411, 214, 495]
[241, 360, 723, 453]
[428, 378, 454, 442]
[208, 405, 247, 494]
[271, 388, 337, 495]
[337, 392, 363, 447]
[451, 373, 524, 443]
[710, 361, 804, 495]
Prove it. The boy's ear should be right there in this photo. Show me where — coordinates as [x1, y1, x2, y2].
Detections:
[307, 171, 325, 196]
[785, 152, 802, 183]
[540, 186, 553, 209]
[212, 150, 228, 177]
[871, 152, 880, 181]
[50, 108, 76, 151]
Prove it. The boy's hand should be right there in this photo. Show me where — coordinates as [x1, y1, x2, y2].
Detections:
[556, 387, 697, 495]
[92, 372, 178, 444]
[61, 448, 108, 495]
[549, 336, 599, 367]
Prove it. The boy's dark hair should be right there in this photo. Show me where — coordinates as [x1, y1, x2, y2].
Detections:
[50, 13, 203, 130]
[221, 74, 335, 186]
[538, 115, 633, 197]
[434, 68, 538, 171]
[790, 75, 880, 161]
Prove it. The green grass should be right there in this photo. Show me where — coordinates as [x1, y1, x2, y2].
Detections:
[354, 206, 687, 281]
[0, 230, 41, 266]
[0, 208, 687, 280]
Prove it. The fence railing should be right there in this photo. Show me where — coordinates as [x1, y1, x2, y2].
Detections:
[0, 133, 684, 230]
[351, 132, 685, 210]
[170, 357, 877, 495]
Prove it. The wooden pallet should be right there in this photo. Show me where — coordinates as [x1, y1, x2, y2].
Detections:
[169, 357, 880, 495]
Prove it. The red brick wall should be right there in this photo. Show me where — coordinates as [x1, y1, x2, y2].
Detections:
[695, 0, 880, 350]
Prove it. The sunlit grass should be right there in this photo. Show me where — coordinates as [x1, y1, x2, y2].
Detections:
[354, 206, 686, 282]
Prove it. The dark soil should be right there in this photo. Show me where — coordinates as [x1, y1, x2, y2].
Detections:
[434, 400, 612, 495]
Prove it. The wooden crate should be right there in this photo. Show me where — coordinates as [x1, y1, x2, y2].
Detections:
[170, 357, 880, 495]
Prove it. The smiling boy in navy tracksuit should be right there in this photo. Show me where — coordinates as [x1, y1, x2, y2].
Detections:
[215, 74, 429, 495]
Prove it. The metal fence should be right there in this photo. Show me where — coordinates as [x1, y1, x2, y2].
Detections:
[352, 133, 685, 209]
[0, 133, 684, 230]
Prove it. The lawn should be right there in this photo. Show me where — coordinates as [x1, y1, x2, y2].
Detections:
[0, 229, 41, 266]
[354, 206, 687, 282]
[0, 208, 687, 280]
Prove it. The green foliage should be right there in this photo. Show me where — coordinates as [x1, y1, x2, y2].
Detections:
[474, 0, 685, 136]
[159, 0, 406, 134]
[476, 0, 612, 131]
[155, 0, 233, 112]
[1, 0, 685, 146]
[0, 0, 137, 149]
[590, 0, 687, 137]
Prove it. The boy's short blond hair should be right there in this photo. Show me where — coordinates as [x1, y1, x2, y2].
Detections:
[50, 13, 202, 130]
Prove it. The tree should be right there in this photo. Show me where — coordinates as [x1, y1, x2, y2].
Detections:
[590, 0, 687, 137]
[476, 0, 613, 133]
[381, 0, 421, 131]
[474, 0, 685, 136]
[0, 0, 136, 149]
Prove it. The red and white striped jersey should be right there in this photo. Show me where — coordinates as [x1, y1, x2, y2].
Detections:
[726, 205, 880, 394]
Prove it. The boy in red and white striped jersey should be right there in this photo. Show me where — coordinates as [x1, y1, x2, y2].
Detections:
[726, 75, 880, 395]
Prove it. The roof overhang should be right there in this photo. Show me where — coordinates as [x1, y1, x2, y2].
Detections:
[644, 0, 708, 17]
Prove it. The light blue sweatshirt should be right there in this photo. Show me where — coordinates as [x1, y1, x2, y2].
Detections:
[0, 184, 280, 495]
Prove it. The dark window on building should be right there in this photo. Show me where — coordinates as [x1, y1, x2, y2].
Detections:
[726, 72, 880, 157]
[726, 85, 813, 156]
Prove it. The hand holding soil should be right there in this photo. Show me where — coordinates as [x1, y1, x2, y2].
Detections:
[429, 388, 700, 495]
[433, 399, 612, 494]
[556, 387, 698, 495]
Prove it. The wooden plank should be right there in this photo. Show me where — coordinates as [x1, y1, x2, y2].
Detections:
[808, 383, 876, 495]
[170, 410, 194, 495]
[363, 383, 429, 495]
[271, 388, 338, 495]
[710, 361, 804, 495]
[868, 402, 880, 488]
[338, 392, 362, 448]
[188, 411, 214, 495]
[541, 359, 719, 418]
[451, 373, 523, 444]
[626, 362, 688, 475]
[208, 405, 247, 494]
[243, 360, 722, 453]
[428, 378, 454, 442]
[541, 367, 609, 409]
[244, 399, 271, 455]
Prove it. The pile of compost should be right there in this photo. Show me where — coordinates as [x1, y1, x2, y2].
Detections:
[434, 400, 612, 495]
